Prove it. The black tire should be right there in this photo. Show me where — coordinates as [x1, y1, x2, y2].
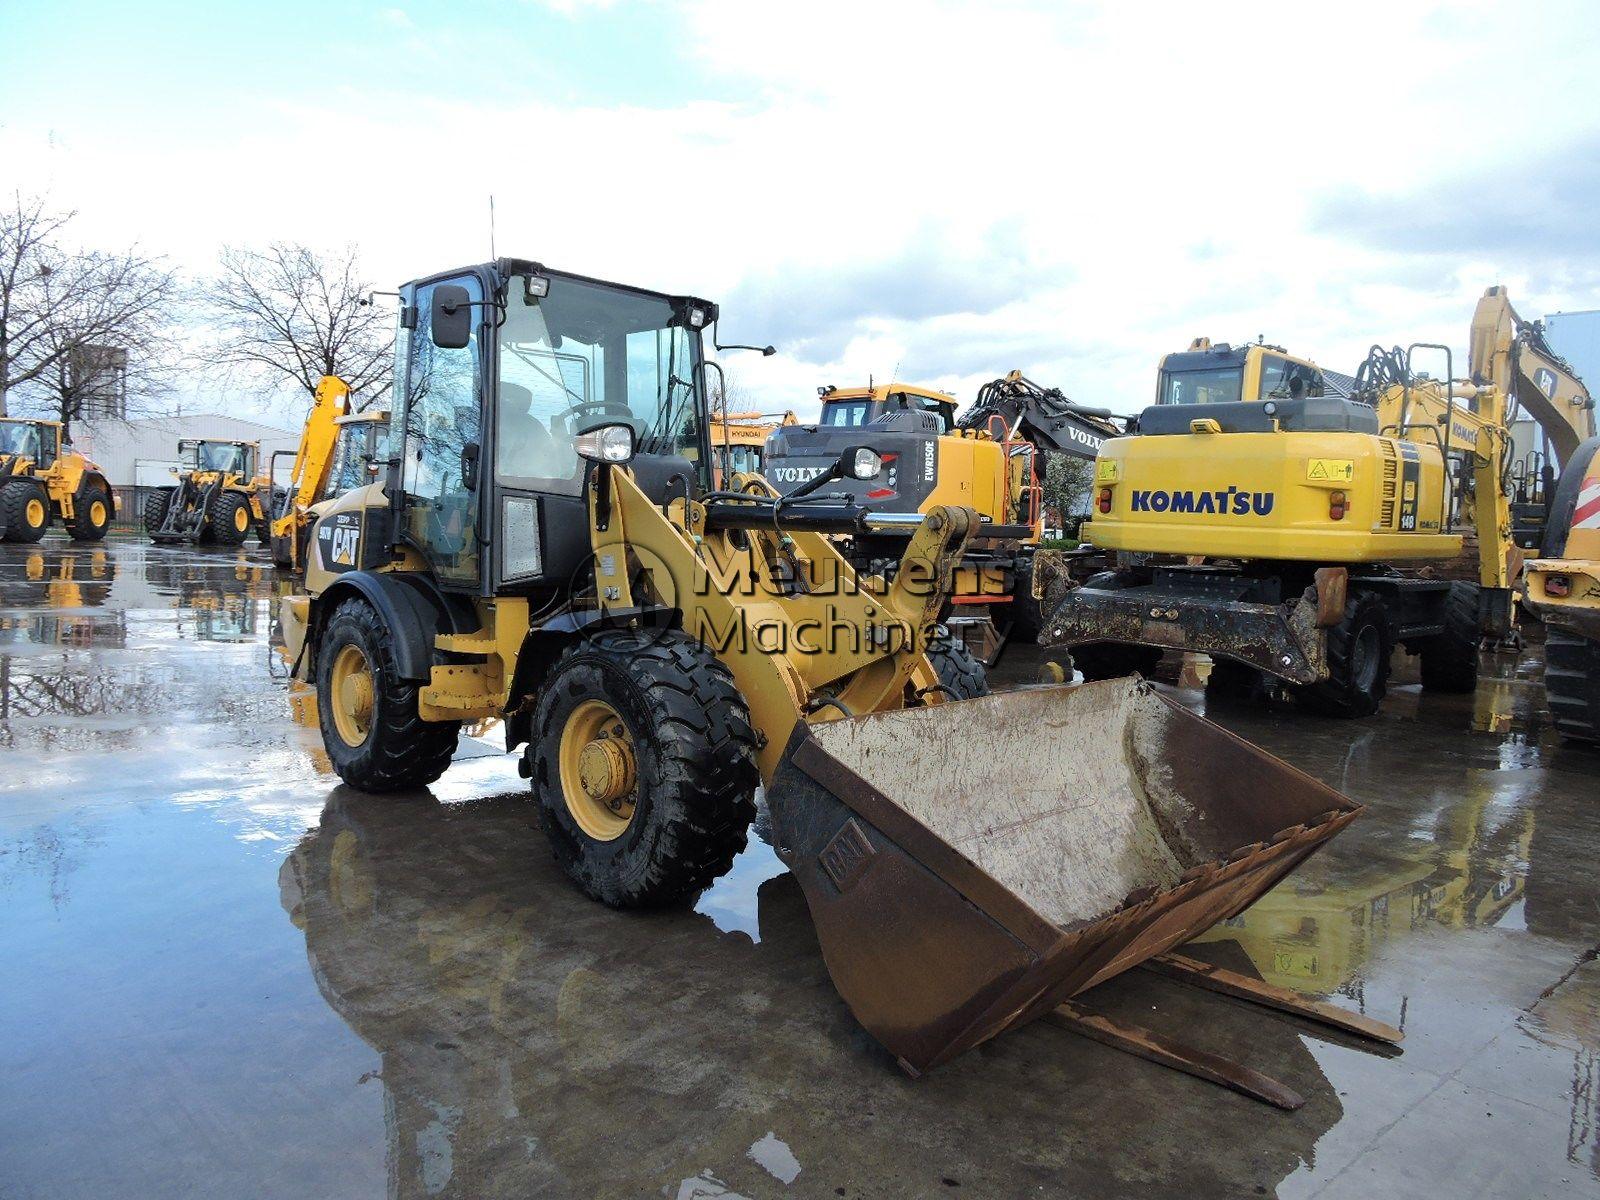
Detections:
[1009, 556, 1043, 644]
[67, 484, 112, 542]
[0, 480, 50, 543]
[1292, 590, 1392, 718]
[1544, 625, 1600, 745]
[925, 625, 990, 700]
[208, 491, 251, 546]
[316, 597, 461, 791]
[1418, 581, 1481, 693]
[143, 488, 174, 537]
[530, 629, 759, 908]
[1072, 641, 1164, 681]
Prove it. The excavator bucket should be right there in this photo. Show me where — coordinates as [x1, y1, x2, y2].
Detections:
[764, 678, 1360, 1075]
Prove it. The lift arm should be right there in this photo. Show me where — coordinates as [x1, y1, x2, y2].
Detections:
[271, 376, 351, 540]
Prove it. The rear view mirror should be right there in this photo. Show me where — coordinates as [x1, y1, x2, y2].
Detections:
[431, 284, 472, 349]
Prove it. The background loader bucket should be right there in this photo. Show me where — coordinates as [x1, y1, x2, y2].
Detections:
[765, 678, 1361, 1075]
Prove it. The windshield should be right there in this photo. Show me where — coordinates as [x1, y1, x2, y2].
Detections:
[820, 400, 873, 427]
[495, 275, 707, 494]
[0, 422, 40, 458]
[198, 442, 247, 474]
[1160, 367, 1244, 406]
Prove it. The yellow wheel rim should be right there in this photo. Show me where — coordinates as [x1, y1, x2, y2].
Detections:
[234, 504, 250, 533]
[329, 643, 375, 748]
[558, 699, 637, 841]
[89, 499, 107, 526]
[25, 497, 46, 528]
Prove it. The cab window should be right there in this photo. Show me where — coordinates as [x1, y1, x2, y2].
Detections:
[1160, 368, 1244, 405]
[1259, 356, 1323, 400]
[820, 400, 872, 427]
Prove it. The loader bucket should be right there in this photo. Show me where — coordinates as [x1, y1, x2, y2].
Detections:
[764, 677, 1361, 1075]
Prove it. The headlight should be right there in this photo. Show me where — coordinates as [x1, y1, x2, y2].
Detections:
[574, 423, 636, 464]
[849, 448, 883, 480]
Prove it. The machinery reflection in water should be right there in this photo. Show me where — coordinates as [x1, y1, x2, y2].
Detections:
[1193, 676, 1537, 1006]
[280, 792, 1348, 1199]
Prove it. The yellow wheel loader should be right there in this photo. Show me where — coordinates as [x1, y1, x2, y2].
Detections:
[708, 408, 795, 485]
[144, 438, 272, 546]
[267, 374, 390, 571]
[1039, 287, 1597, 717]
[1525, 433, 1600, 743]
[0, 418, 116, 543]
[278, 256, 1369, 1079]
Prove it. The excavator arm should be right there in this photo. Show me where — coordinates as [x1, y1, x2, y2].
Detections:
[959, 371, 1124, 464]
[1469, 286, 1597, 468]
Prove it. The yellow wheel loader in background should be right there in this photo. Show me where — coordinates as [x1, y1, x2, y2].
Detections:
[1039, 287, 1597, 717]
[708, 408, 795, 486]
[144, 438, 273, 546]
[1525, 433, 1600, 743]
[0, 418, 115, 543]
[267, 374, 391, 570]
[276, 256, 1371, 1080]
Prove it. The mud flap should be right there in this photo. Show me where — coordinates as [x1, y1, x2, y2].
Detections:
[765, 679, 1360, 1074]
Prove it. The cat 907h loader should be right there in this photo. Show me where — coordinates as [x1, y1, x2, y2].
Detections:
[278, 256, 1366, 1078]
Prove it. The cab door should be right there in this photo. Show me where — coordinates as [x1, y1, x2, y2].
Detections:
[399, 274, 486, 589]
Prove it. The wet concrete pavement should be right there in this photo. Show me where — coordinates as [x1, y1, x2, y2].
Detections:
[2, 537, 1599, 1199]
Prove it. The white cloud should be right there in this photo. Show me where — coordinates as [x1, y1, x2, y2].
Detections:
[6, 0, 1600, 424]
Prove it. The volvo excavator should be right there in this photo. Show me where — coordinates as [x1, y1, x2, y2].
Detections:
[763, 372, 1123, 640]
[1039, 287, 1597, 717]
[275, 254, 1374, 1080]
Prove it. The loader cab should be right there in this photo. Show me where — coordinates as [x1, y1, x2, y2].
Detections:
[0, 419, 57, 470]
[1156, 342, 1326, 408]
[392, 258, 715, 596]
[187, 439, 256, 479]
[326, 413, 390, 498]
[817, 385, 957, 433]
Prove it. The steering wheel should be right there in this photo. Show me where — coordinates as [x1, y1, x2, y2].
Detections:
[557, 399, 632, 435]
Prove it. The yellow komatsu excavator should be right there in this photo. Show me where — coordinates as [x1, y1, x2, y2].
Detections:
[1525, 433, 1600, 742]
[144, 438, 274, 546]
[1039, 287, 1597, 717]
[0, 418, 116, 543]
[268, 375, 391, 570]
[276, 255, 1373, 1081]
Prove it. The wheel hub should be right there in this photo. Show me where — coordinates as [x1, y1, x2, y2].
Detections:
[329, 644, 375, 747]
[559, 700, 637, 840]
[25, 497, 45, 527]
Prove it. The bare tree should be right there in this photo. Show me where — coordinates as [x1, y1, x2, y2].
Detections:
[206, 243, 393, 408]
[0, 194, 75, 416]
[0, 193, 183, 433]
[30, 249, 184, 439]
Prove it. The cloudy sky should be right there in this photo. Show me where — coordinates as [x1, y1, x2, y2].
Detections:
[4, 0, 1599, 424]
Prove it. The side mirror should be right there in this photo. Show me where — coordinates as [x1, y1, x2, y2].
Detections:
[431, 284, 472, 349]
[574, 421, 636, 465]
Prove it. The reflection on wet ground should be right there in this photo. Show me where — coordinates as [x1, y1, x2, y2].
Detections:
[3, 538, 1599, 1198]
